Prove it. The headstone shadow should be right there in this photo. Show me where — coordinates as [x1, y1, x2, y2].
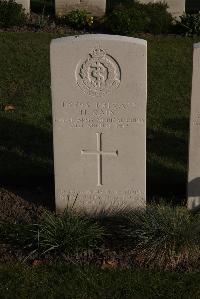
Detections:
[0, 116, 54, 208]
[147, 117, 189, 204]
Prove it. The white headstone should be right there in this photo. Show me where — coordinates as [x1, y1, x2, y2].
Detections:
[188, 43, 200, 211]
[51, 34, 147, 214]
[15, 0, 30, 14]
[55, 0, 106, 16]
[139, 0, 185, 19]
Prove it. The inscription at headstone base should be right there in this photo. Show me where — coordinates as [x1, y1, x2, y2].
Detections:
[51, 34, 147, 213]
[188, 43, 200, 211]
[55, 0, 106, 16]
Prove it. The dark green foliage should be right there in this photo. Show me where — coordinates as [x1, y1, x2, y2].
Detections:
[105, 2, 148, 35]
[123, 205, 200, 269]
[105, 1, 172, 35]
[179, 13, 200, 35]
[0, 0, 27, 28]
[143, 2, 173, 34]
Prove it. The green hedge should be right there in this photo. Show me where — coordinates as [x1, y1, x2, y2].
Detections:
[105, 1, 173, 35]
[0, 0, 27, 28]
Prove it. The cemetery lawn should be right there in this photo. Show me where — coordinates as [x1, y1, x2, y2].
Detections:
[0, 264, 200, 299]
[0, 33, 198, 204]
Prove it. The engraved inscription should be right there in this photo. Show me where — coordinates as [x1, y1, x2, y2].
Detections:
[54, 116, 145, 128]
[54, 100, 145, 129]
[81, 132, 118, 186]
[192, 113, 200, 126]
[57, 189, 144, 203]
[76, 47, 121, 96]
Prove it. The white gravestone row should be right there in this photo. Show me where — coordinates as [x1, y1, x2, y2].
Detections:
[55, 0, 106, 16]
[139, 0, 185, 19]
[188, 43, 200, 211]
[51, 34, 147, 213]
[13, 0, 185, 18]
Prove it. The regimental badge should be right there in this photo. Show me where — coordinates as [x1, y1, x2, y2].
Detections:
[76, 47, 121, 97]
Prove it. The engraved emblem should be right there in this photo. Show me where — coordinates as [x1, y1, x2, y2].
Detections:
[76, 47, 121, 97]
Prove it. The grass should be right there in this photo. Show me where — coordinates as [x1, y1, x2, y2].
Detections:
[147, 35, 194, 199]
[0, 33, 53, 188]
[1, 205, 199, 270]
[121, 204, 200, 269]
[0, 33, 198, 201]
[0, 264, 200, 299]
[37, 209, 104, 255]
[0, 208, 104, 256]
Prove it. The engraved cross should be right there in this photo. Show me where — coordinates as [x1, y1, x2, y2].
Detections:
[81, 133, 118, 186]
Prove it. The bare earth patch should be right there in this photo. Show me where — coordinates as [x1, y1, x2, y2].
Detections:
[0, 188, 47, 224]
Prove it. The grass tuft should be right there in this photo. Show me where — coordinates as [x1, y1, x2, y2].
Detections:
[38, 209, 104, 255]
[0, 208, 104, 257]
[123, 204, 200, 270]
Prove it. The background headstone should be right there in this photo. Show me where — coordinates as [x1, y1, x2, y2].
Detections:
[188, 43, 200, 211]
[55, 0, 106, 16]
[139, 0, 185, 19]
[15, 0, 30, 14]
[51, 34, 147, 214]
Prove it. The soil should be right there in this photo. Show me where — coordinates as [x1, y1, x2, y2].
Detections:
[0, 188, 48, 224]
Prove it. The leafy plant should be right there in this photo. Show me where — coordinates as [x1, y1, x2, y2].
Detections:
[56, 9, 94, 30]
[0, 0, 27, 28]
